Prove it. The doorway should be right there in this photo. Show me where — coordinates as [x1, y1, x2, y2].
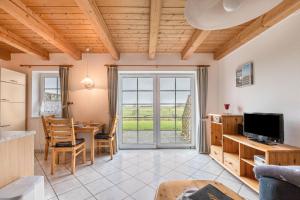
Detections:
[118, 73, 195, 149]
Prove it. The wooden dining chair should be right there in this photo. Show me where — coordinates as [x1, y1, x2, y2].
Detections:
[49, 118, 86, 174]
[95, 116, 118, 160]
[41, 115, 55, 160]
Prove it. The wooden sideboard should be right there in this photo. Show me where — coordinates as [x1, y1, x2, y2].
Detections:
[209, 114, 300, 193]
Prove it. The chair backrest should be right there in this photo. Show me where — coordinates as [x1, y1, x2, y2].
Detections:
[41, 115, 55, 138]
[49, 118, 76, 147]
[108, 116, 118, 138]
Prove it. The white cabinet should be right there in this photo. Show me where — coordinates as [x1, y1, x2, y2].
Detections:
[1, 68, 26, 85]
[1, 82, 25, 103]
[0, 68, 26, 131]
[0, 101, 10, 127]
[0, 102, 25, 131]
[9, 103, 25, 130]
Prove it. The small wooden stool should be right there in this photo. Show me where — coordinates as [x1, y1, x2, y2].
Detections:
[155, 180, 244, 200]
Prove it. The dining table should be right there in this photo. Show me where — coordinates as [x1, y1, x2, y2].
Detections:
[74, 122, 105, 164]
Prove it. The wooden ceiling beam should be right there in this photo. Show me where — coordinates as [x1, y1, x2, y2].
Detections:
[214, 0, 300, 60]
[0, 49, 11, 61]
[0, 0, 81, 60]
[149, 0, 162, 59]
[0, 26, 49, 60]
[75, 0, 119, 60]
[181, 30, 211, 60]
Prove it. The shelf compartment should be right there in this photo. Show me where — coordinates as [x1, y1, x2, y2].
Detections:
[240, 143, 265, 165]
[223, 136, 239, 155]
[210, 145, 223, 163]
[224, 152, 239, 175]
[240, 159, 258, 192]
[240, 176, 259, 193]
[211, 122, 223, 146]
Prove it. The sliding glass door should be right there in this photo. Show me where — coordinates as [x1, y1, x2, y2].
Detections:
[119, 73, 195, 149]
[120, 75, 155, 148]
[158, 76, 193, 147]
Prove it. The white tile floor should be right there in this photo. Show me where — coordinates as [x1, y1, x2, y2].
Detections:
[35, 149, 259, 200]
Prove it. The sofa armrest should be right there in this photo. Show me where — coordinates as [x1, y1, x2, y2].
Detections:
[254, 165, 300, 188]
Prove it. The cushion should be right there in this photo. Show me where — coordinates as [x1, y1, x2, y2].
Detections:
[259, 177, 300, 200]
[55, 138, 85, 147]
[95, 133, 111, 140]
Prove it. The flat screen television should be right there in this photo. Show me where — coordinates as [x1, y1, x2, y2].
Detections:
[243, 113, 284, 144]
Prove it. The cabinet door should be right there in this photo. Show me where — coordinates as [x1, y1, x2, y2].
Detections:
[10, 103, 25, 130]
[0, 125, 11, 131]
[1, 82, 25, 102]
[0, 102, 25, 130]
[0, 101, 11, 127]
[1, 68, 26, 85]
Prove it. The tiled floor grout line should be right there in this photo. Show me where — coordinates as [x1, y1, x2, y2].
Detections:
[39, 151, 189, 199]
[70, 153, 150, 199]
[34, 153, 60, 200]
[80, 155, 205, 199]
[122, 153, 204, 199]
[37, 150, 258, 200]
[69, 168, 98, 200]
[37, 153, 100, 199]
[58, 157, 103, 200]
[92, 163, 135, 199]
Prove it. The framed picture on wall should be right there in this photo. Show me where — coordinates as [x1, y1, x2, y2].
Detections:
[236, 62, 253, 87]
[236, 68, 243, 87]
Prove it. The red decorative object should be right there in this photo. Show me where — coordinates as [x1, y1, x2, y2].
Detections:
[224, 104, 230, 111]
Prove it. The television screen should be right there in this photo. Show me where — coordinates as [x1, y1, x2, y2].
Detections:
[244, 113, 284, 143]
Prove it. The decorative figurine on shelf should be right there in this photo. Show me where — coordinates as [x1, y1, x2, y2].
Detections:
[224, 104, 230, 114]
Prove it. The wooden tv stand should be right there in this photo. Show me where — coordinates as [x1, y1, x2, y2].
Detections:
[209, 114, 300, 193]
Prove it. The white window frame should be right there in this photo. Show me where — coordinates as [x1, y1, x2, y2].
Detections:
[39, 73, 61, 117]
[118, 72, 196, 149]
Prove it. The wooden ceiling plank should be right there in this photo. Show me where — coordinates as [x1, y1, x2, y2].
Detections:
[0, 0, 81, 60]
[149, 0, 162, 59]
[0, 49, 11, 60]
[214, 0, 300, 60]
[181, 30, 211, 60]
[75, 0, 119, 60]
[0, 26, 49, 59]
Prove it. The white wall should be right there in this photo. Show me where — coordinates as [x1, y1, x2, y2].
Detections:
[217, 12, 300, 147]
[1, 53, 218, 150]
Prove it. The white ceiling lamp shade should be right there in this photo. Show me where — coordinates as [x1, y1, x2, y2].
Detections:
[184, 0, 283, 30]
[223, 0, 241, 12]
[81, 76, 94, 89]
[81, 48, 95, 89]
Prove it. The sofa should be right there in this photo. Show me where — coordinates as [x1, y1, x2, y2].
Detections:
[254, 165, 300, 200]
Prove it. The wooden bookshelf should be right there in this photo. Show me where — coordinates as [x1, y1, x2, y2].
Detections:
[208, 114, 300, 193]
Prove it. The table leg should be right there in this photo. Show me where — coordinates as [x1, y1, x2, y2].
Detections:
[91, 131, 95, 164]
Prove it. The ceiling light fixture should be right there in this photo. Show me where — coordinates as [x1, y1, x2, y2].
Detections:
[184, 0, 283, 30]
[81, 48, 94, 89]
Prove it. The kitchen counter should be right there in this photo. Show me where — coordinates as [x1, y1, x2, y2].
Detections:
[0, 131, 35, 188]
[0, 131, 35, 144]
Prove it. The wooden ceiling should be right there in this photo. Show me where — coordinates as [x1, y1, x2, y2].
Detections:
[0, 0, 299, 61]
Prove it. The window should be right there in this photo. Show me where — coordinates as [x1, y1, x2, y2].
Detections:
[40, 73, 61, 116]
